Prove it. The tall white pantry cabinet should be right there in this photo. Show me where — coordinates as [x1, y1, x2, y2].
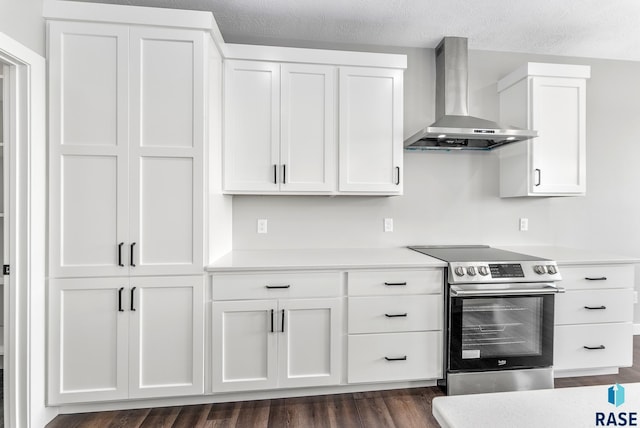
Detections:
[47, 17, 215, 404]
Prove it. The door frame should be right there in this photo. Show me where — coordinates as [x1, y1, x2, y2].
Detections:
[0, 32, 52, 427]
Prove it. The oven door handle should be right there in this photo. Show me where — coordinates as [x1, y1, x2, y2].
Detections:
[450, 284, 565, 297]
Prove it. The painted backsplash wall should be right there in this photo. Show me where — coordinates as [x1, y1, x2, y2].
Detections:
[233, 44, 640, 255]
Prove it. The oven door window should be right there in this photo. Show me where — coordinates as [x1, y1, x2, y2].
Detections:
[449, 294, 554, 371]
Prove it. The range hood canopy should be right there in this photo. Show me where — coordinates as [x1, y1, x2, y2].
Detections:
[405, 37, 537, 151]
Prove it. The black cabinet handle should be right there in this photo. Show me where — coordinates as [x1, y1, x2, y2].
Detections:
[385, 313, 408, 318]
[535, 168, 541, 186]
[384, 356, 407, 361]
[273, 164, 278, 184]
[584, 305, 607, 310]
[281, 309, 285, 333]
[395, 166, 400, 185]
[585, 277, 607, 281]
[583, 345, 606, 350]
[118, 242, 124, 267]
[384, 282, 407, 286]
[118, 287, 124, 312]
[265, 285, 291, 289]
[130, 242, 136, 267]
[270, 309, 274, 333]
[130, 287, 136, 311]
[282, 164, 286, 184]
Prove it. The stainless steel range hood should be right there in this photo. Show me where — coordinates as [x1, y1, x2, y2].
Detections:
[405, 37, 537, 151]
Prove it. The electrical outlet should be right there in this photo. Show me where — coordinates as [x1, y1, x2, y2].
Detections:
[384, 218, 394, 232]
[519, 218, 529, 232]
[257, 219, 268, 234]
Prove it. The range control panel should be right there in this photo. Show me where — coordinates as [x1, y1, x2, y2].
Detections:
[448, 261, 561, 284]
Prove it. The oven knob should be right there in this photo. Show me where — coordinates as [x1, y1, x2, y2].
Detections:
[478, 266, 489, 276]
[534, 265, 547, 275]
[466, 266, 477, 276]
[454, 266, 465, 277]
[547, 265, 557, 275]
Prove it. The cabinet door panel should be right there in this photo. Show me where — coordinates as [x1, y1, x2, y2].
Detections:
[279, 298, 342, 388]
[48, 278, 128, 404]
[212, 300, 278, 392]
[223, 60, 280, 192]
[281, 64, 335, 192]
[339, 67, 403, 193]
[129, 276, 204, 398]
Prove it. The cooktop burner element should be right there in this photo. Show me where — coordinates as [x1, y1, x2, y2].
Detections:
[408, 245, 561, 284]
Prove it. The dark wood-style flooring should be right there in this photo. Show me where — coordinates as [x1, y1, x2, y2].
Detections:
[47, 336, 640, 428]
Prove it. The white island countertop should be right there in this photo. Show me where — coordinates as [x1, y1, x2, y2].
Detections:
[206, 248, 446, 272]
[433, 383, 640, 428]
[498, 245, 640, 265]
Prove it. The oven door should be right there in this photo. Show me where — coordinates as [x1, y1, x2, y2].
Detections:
[448, 283, 561, 372]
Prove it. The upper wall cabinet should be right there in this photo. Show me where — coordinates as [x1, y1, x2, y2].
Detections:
[49, 21, 205, 277]
[497, 63, 590, 197]
[222, 45, 406, 196]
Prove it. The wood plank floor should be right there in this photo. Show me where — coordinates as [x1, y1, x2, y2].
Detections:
[47, 336, 640, 428]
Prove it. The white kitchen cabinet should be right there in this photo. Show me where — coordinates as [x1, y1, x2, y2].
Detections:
[49, 276, 204, 404]
[553, 264, 634, 377]
[211, 272, 342, 392]
[49, 21, 204, 278]
[498, 63, 590, 197]
[339, 67, 403, 194]
[224, 61, 335, 193]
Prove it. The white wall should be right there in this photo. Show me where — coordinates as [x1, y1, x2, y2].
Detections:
[0, 0, 46, 56]
[232, 45, 640, 256]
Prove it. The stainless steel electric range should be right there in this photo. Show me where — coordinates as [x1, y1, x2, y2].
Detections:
[408, 245, 564, 396]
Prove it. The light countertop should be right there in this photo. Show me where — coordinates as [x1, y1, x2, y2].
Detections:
[433, 383, 639, 428]
[498, 245, 640, 265]
[206, 247, 446, 272]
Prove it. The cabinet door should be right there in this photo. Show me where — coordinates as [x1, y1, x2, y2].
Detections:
[129, 276, 204, 398]
[49, 21, 130, 278]
[280, 64, 336, 192]
[48, 277, 129, 404]
[339, 67, 403, 193]
[128, 28, 204, 276]
[530, 76, 586, 194]
[224, 60, 280, 192]
[279, 298, 342, 388]
[212, 300, 278, 392]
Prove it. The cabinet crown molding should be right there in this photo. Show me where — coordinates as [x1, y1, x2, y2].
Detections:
[498, 62, 591, 93]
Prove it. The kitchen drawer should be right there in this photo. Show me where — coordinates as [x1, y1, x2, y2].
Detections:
[555, 289, 633, 325]
[348, 295, 443, 334]
[212, 272, 341, 300]
[347, 331, 442, 383]
[348, 269, 442, 296]
[554, 323, 633, 371]
[558, 265, 634, 290]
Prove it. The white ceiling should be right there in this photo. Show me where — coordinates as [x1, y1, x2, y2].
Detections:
[71, 0, 640, 61]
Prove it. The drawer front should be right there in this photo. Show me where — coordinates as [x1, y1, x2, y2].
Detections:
[347, 331, 442, 383]
[348, 295, 442, 334]
[558, 265, 634, 290]
[348, 269, 442, 296]
[554, 323, 633, 371]
[212, 272, 341, 300]
[555, 289, 633, 325]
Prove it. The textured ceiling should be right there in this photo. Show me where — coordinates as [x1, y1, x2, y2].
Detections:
[70, 0, 640, 61]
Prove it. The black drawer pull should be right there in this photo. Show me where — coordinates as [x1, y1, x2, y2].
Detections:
[130, 287, 136, 311]
[118, 287, 125, 312]
[273, 164, 278, 184]
[270, 309, 274, 333]
[384, 282, 407, 286]
[584, 305, 607, 310]
[585, 277, 607, 281]
[583, 345, 606, 350]
[385, 313, 408, 318]
[265, 285, 291, 289]
[130, 242, 136, 267]
[395, 166, 400, 185]
[117, 242, 124, 267]
[384, 356, 407, 361]
[281, 309, 285, 333]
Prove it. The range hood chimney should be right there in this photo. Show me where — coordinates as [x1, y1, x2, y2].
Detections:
[404, 37, 537, 150]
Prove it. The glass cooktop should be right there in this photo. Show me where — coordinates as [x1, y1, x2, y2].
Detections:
[408, 245, 547, 263]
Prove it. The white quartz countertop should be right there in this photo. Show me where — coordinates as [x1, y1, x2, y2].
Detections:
[206, 248, 446, 272]
[433, 383, 639, 428]
[498, 245, 640, 265]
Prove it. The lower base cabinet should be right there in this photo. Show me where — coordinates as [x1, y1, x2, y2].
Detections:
[211, 297, 342, 392]
[48, 275, 204, 404]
